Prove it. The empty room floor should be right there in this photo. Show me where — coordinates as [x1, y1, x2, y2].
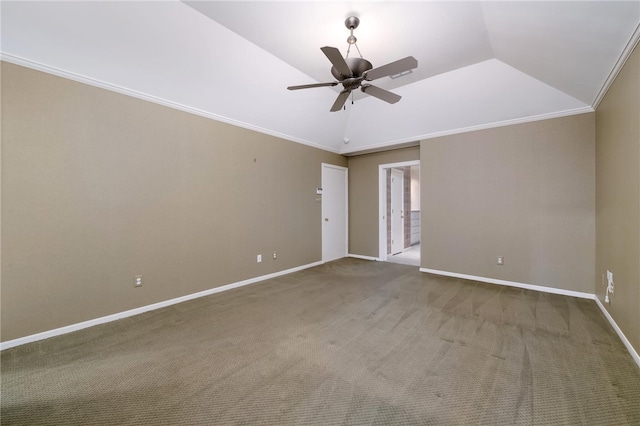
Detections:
[2, 259, 639, 425]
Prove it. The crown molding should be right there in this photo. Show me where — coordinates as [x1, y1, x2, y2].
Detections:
[592, 22, 640, 110]
[340, 106, 594, 155]
[1, 51, 607, 158]
[0, 53, 340, 154]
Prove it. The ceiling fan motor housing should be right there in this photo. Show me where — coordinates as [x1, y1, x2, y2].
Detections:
[331, 57, 372, 81]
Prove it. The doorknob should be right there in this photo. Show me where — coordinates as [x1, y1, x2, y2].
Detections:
[325, 218, 329, 221]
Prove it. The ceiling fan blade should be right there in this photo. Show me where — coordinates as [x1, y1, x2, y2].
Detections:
[363, 56, 418, 81]
[321, 46, 352, 78]
[361, 84, 401, 104]
[287, 82, 338, 90]
[330, 90, 351, 112]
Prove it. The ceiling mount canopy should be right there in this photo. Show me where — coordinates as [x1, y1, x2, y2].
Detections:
[287, 16, 418, 112]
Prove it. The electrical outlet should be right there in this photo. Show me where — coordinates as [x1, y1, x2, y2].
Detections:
[497, 256, 504, 265]
[273, 252, 277, 259]
[605, 270, 614, 303]
[257, 254, 262, 263]
[134, 275, 143, 287]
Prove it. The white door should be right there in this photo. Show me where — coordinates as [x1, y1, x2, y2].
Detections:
[391, 168, 404, 255]
[322, 164, 348, 262]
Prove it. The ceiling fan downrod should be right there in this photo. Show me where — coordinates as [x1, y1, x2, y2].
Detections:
[344, 16, 362, 59]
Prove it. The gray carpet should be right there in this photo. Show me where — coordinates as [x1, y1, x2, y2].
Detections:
[2, 258, 639, 425]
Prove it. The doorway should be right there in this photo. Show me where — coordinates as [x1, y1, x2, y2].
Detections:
[322, 163, 348, 262]
[379, 161, 420, 266]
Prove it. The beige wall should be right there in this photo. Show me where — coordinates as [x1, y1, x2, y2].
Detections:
[421, 113, 596, 293]
[595, 43, 639, 352]
[347, 147, 420, 257]
[1, 62, 346, 342]
[4, 48, 637, 353]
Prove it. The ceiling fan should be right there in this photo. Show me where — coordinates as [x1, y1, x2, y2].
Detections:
[287, 16, 418, 112]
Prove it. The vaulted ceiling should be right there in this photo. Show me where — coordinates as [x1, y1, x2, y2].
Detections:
[2, 1, 639, 154]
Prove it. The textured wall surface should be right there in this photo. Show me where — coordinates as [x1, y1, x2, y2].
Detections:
[595, 43, 640, 352]
[1, 62, 346, 341]
[421, 113, 595, 293]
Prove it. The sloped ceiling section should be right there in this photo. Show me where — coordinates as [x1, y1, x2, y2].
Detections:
[2, 1, 639, 154]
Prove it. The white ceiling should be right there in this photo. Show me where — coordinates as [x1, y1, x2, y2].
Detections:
[2, 1, 639, 154]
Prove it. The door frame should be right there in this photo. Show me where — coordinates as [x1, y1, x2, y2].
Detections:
[378, 160, 420, 261]
[322, 163, 348, 262]
[390, 168, 405, 255]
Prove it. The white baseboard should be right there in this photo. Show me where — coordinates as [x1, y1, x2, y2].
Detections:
[421, 267, 640, 369]
[6, 261, 638, 371]
[419, 268, 594, 299]
[348, 254, 380, 261]
[594, 297, 640, 369]
[0, 261, 323, 351]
